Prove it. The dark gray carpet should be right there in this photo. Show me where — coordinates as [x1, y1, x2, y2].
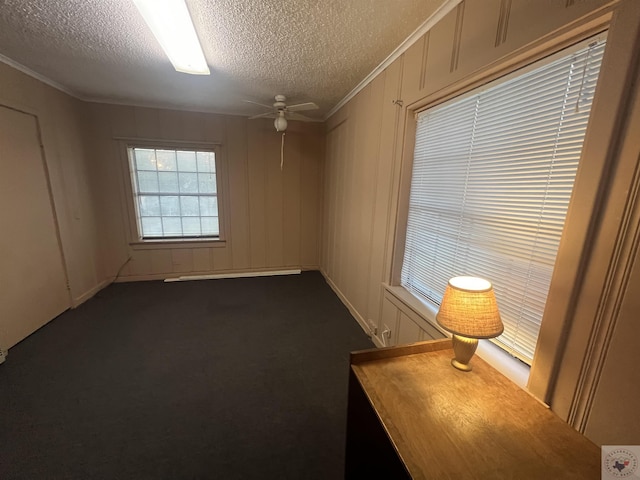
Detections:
[0, 271, 373, 479]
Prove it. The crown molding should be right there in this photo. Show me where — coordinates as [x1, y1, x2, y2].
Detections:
[324, 0, 463, 121]
[0, 53, 81, 99]
[2, 0, 461, 122]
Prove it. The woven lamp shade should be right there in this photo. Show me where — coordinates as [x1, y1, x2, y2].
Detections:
[436, 276, 503, 339]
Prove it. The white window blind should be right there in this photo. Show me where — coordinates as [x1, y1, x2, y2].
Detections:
[401, 37, 606, 364]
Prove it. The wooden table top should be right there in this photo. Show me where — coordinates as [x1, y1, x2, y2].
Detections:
[350, 340, 600, 479]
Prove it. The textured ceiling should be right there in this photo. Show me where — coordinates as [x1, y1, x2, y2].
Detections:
[0, 0, 446, 119]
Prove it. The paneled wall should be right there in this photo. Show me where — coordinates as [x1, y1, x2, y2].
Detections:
[0, 63, 103, 310]
[321, 0, 640, 444]
[322, 0, 614, 347]
[86, 103, 323, 281]
[323, 60, 405, 341]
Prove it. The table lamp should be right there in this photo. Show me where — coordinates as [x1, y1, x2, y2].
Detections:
[436, 276, 503, 372]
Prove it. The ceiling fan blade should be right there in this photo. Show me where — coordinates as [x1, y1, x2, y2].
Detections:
[243, 99, 273, 109]
[287, 112, 315, 122]
[287, 102, 319, 112]
[249, 112, 276, 120]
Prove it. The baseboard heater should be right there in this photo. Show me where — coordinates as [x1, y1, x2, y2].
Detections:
[164, 269, 302, 283]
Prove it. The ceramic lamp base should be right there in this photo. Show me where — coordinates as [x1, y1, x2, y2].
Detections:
[451, 334, 479, 372]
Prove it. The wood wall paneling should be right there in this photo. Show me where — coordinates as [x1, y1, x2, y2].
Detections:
[300, 125, 323, 268]
[86, 103, 323, 280]
[247, 119, 269, 269]
[380, 295, 400, 347]
[349, 85, 374, 318]
[225, 116, 251, 270]
[171, 249, 193, 273]
[0, 63, 104, 312]
[43, 92, 102, 300]
[211, 244, 232, 271]
[399, 36, 427, 109]
[0, 106, 71, 348]
[320, 0, 633, 446]
[265, 126, 285, 268]
[191, 247, 212, 272]
[584, 247, 640, 444]
[133, 106, 161, 139]
[505, 0, 612, 54]
[421, 6, 460, 100]
[457, 0, 504, 73]
[283, 130, 302, 267]
[366, 61, 404, 340]
[396, 312, 423, 346]
[329, 114, 350, 288]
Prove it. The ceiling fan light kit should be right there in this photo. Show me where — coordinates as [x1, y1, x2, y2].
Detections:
[243, 95, 319, 170]
[132, 0, 210, 75]
[245, 95, 319, 133]
[274, 112, 288, 132]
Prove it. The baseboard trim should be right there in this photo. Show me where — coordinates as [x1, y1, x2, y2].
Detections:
[165, 269, 301, 282]
[370, 334, 384, 348]
[116, 266, 318, 283]
[71, 278, 112, 308]
[320, 269, 378, 344]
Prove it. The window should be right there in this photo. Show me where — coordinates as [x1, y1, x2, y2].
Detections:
[400, 36, 606, 364]
[128, 146, 220, 240]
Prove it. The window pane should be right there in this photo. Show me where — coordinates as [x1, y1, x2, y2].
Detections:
[130, 147, 220, 240]
[141, 217, 162, 236]
[198, 173, 216, 193]
[160, 196, 180, 216]
[179, 172, 198, 193]
[135, 149, 156, 171]
[162, 217, 182, 236]
[156, 150, 177, 171]
[137, 171, 158, 193]
[182, 217, 201, 235]
[199, 196, 218, 216]
[201, 217, 219, 236]
[139, 196, 160, 216]
[197, 151, 215, 173]
[177, 151, 197, 172]
[158, 172, 179, 193]
[181, 196, 199, 216]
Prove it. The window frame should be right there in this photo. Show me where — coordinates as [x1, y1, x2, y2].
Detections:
[399, 35, 606, 365]
[119, 139, 228, 249]
[390, 25, 612, 390]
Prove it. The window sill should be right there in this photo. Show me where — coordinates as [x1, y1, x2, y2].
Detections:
[384, 284, 447, 335]
[129, 239, 226, 250]
[383, 283, 530, 389]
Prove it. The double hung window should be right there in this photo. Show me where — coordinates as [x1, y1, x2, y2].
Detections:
[128, 146, 220, 240]
[400, 36, 606, 363]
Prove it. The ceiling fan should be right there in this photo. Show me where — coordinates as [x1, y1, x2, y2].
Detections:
[244, 95, 319, 132]
[244, 95, 319, 170]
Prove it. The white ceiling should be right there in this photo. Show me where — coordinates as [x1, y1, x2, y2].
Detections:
[0, 0, 447, 119]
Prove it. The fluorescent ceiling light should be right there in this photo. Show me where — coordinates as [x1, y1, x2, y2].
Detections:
[133, 0, 210, 75]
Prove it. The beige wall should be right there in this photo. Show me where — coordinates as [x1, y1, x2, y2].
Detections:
[85, 103, 323, 281]
[323, 0, 616, 347]
[0, 64, 323, 347]
[0, 63, 104, 309]
[321, 0, 640, 444]
[1, 0, 636, 445]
